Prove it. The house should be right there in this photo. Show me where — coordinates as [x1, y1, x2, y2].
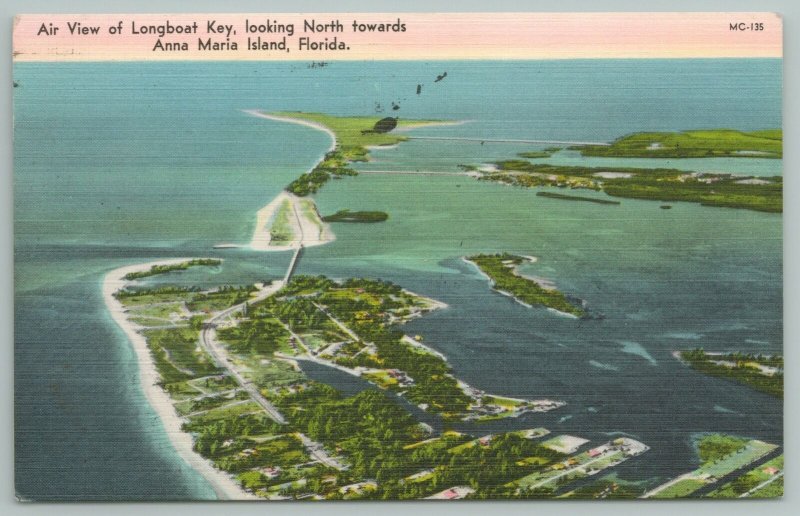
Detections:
[260, 466, 282, 479]
[425, 486, 475, 500]
[588, 448, 603, 458]
[763, 466, 780, 476]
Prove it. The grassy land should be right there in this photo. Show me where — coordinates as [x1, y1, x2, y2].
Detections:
[467, 253, 585, 317]
[269, 200, 294, 244]
[321, 209, 389, 223]
[269, 112, 442, 197]
[480, 161, 782, 213]
[650, 478, 708, 499]
[123, 259, 221, 280]
[679, 349, 783, 397]
[574, 129, 782, 158]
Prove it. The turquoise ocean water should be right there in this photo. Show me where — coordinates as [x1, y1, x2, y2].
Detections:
[14, 59, 781, 500]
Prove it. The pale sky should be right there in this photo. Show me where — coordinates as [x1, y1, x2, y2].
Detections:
[13, 12, 782, 61]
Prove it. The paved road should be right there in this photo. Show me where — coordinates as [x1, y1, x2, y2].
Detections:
[200, 291, 288, 425]
[198, 281, 347, 470]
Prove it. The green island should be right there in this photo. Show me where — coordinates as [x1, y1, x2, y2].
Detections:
[573, 129, 782, 159]
[643, 433, 779, 499]
[466, 253, 585, 318]
[266, 112, 443, 197]
[478, 161, 782, 213]
[517, 147, 562, 159]
[536, 191, 621, 205]
[123, 259, 221, 281]
[321, 210, 389, 223]
[677, 349, 783, 398]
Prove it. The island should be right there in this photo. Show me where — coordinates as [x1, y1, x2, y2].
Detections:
[321, 210, 389, 223]
[675, 349, 783, 398]
[517, 147, 562, 159]
[476, 161, 782, 213]
[123, 258, 221, 280]
[108, 260, 650, 500]
[572, 129, 782, 159]
[466, 253, 585, 318]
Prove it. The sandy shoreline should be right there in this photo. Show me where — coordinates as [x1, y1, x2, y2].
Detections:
[103, 259, 254, 500]
[249, 191, 335, 251]
[243, 110, 338, 252]
[242, 110, 336, 153]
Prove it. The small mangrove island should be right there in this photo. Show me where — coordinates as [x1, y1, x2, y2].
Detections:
[123, 258, 221, 280]
[321, 210, 389, 223]
[536, 191, 620, 205]
[466, 254, 585, 317]
[517, 147, 562, 159]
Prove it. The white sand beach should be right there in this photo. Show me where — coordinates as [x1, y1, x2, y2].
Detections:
[103, 259, 255, 500]
[249, 191, 335, 251]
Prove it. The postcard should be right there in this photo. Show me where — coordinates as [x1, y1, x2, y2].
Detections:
[13, 12, 782, 501]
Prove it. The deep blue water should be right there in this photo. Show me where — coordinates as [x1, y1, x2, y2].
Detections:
[14, 59, 782, 500]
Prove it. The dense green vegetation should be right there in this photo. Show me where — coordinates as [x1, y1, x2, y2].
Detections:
[680, 349, 783, 397]
[574, 129, 782, 158]
[467, 254, 585, 317]
[536, 191, 621, 205]
[140, 327, 221, 391]
[321, 209, 389, 223]
[262, 275, 474, 418]
[480, 161, 782, 213]
[114, 285, 201, 300]
[286, 149, 359, 196]
[696, 434, 749, 464]
[123, 259, 221, 280]
[186, 285, 258, 313]
[217, 317, 290, 355]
